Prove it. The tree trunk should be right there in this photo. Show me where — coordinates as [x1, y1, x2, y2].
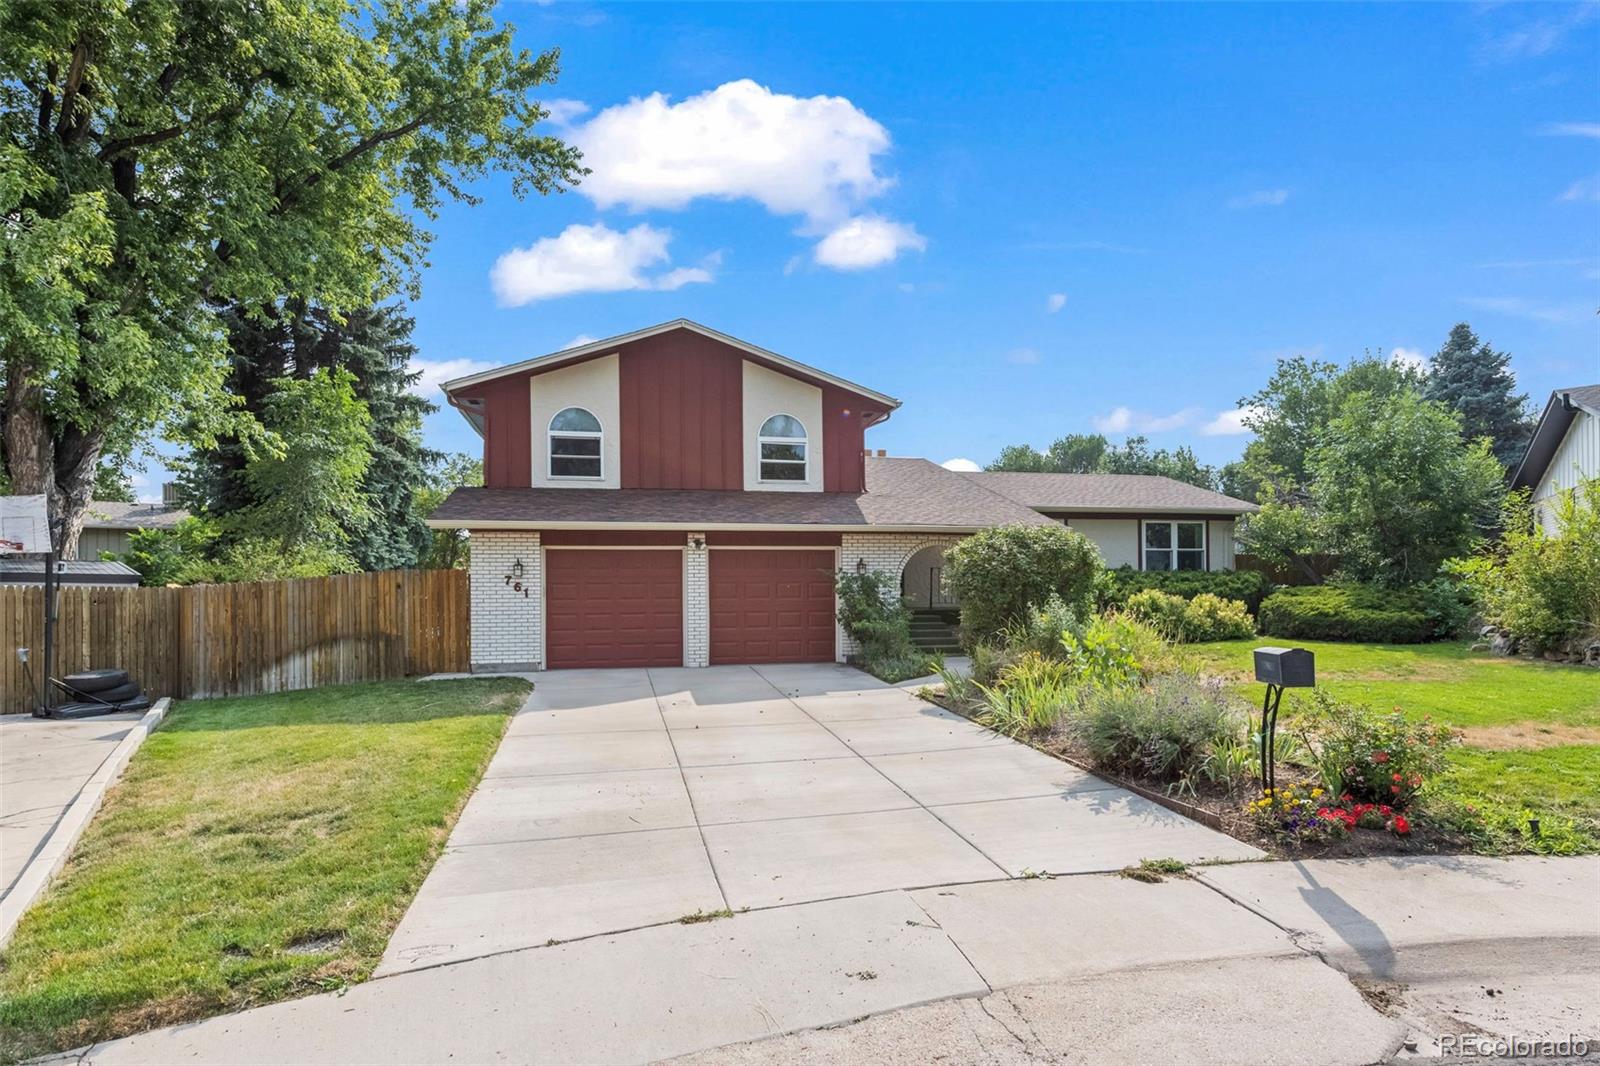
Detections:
[3, 360, 103, 558]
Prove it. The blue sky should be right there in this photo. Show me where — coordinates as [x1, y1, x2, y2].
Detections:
[146, 3, 1600, 495]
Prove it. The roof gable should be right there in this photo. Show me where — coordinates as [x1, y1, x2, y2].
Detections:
[1512, 385, 1600, 490]
[441, 319, 900, 409]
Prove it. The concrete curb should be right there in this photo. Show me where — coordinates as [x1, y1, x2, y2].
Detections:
[0, 698, 169, 948]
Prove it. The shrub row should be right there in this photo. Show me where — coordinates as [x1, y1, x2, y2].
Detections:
[1125, 589, 1255, 642]
[1257, 584, 1443, 644]
[1097, 566, 1274, 615]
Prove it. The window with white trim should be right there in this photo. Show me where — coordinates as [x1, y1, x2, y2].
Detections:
[758, 414, 807, 482]
[1143, 520, 1205, 571]
[548, 407, 603, 479]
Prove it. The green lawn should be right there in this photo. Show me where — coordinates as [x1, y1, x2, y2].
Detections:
[1188, 638, 1600, 847]
[0, 677, 529, 1062]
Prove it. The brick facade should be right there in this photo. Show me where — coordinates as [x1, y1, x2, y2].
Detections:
[837, 532, 966, 659]
[683, 532, 709, 668]
[469, 530, 542, 671]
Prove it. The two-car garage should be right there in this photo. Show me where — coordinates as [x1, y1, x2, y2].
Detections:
[542, 540, 837, 669]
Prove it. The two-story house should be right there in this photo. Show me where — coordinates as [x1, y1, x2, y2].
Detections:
[429, 320, 1258, 671]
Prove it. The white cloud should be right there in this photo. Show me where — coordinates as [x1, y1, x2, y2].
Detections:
[1558, 175, 1600, 202]
[490, 222, 713, 305]
[1200, 405, 1264, 437]
[1046, 292, 1067, 314]
[1389, 347, 1427, 371]
[813, 216, 926, 270]
[410, 357, 497, 397]
[541, 98, 590, 126]
[562, 334, 598, 350]
[897, 282, 916, 293]
[941, 458, 981, 472]
[1478, 5, 1597, 63]
[1461, 296, 1591, 325]
[1005, 347, 1042, 366]
[1092, 406, 1194, 434]
[1538, 121, 1600, 138]
[570, 79, 893, 223]
[1227, 188, 1290, 210]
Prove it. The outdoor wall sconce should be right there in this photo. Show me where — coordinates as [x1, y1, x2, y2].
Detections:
[855, 558, 867, 575]
[689, 537, 706, 551]
[510, 558, 525, 580]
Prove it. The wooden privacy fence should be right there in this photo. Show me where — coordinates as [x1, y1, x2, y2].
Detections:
[1, 568, 469, 714]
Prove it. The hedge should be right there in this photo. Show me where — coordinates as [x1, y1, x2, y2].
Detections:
[1097, 567, 1274, 615]
[1256, 585, 1439, 644]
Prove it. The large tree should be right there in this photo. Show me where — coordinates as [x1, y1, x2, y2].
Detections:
[1424, 323, 1533, 468]
[0, 0, 582, 556]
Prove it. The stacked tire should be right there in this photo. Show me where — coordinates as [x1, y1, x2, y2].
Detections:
[59, 668, 152, 712]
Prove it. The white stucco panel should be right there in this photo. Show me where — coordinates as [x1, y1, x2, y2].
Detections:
[1066, 518, 1139, 569]
[742, 360, 824, 492]
[530, 352, 621, 489]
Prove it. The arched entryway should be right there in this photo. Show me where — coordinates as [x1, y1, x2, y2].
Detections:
[900, 543, 958, 610]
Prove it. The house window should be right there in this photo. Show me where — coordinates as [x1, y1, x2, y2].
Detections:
[1144, 521, 1205, 571]
[548, 407, 603, 479]
[758, 414, 807, 482]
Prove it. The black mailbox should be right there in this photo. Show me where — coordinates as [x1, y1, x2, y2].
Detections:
[1254, 646, 1315, 688]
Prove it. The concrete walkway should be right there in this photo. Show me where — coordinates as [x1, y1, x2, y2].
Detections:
[57, 856, 1597, 1064]
[1, 712, 144, 898]
[378, 662, 1258, 974]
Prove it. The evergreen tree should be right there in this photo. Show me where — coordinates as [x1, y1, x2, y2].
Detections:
[179, 302, 437, 571]
[1424, 323, 1533, 468]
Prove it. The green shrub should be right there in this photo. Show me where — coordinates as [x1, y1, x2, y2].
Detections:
[1074, 673, 1247, 785]
[836, 570, 927, 682]
[967, 641, 1017, 688]
[1097, 567, 1274, 615]
[1125, 589, 1189, 639]
[1257, 584, 1442, 643]
[1126, 589, 1254, 642]
[1004, 594, 1084, 658]
[1182, 593, 1256, 641]
[1292, 689, 1455, 808]
[976, 652, 1077, 736]
[945, 524, 1102, 648]
[1450, 478, 1600, 652]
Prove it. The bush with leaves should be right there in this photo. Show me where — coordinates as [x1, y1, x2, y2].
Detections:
[944, 524, 1102, 647]
[1292, 690, 1456, 808]
[1125, 589, 1254, 642]
[1258, 584, 1443, 643]
[976, 652, 1078, 736]
[1449, 478, 1600, 652]
[1074, 673, 1248, 786]
[1004, 594, 1084, 657]
[836, 570, 927, 682]
[1098, 566, 1274, 615]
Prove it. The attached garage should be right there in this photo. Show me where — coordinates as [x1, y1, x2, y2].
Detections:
[709, 549, 836, 665]
[545, 549, 683, 668]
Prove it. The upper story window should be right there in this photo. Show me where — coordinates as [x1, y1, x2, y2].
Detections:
[758, 414, 808, 482]
[1143, 520, 1205, 571]
[549, 407, 603, 479]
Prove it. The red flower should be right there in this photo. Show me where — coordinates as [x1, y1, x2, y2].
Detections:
[1392, 773, 1402, 782]
[1391, 785, 1401, 793]
[1391, 815, 1411, 835]
[1373, 752, 1391, 764]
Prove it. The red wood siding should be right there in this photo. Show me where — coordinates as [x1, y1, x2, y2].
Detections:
[545, 549, 682, 668]
[619, 331, 744, 490]
[470, 374, 533, 488]
[709, 549, 836, 664]
[820, 384, 878, 493]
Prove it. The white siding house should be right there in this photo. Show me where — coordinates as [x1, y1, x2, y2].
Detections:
[1512, 386, 1600, 533]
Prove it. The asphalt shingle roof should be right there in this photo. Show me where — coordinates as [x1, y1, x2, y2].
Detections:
[82, 501, 190, 529]
[427, 457, 1053, 530]
[961, 471, 1259, 514]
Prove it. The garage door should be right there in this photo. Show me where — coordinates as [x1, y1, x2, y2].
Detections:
[545, 549, 682, 668]
[709, 549, 836, 665]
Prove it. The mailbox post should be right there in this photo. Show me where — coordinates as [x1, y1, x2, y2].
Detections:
[1252, 647, 1315, 795]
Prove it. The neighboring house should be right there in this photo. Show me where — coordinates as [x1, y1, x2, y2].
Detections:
[1510, 385, 1600, 533]
[429, 320, 1258, 672]
[75, 495, 189, 561]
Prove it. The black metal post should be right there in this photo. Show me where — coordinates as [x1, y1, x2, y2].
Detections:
[1259, 682, 1283, 795]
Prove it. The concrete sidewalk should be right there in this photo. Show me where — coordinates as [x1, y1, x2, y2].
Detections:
[55, 856, 1598, 1065]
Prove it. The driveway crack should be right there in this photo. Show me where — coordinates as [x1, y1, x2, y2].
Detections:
[645, 669, 731, 912]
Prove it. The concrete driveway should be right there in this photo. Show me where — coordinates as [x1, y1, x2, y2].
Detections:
[380, 662, 1258, 974]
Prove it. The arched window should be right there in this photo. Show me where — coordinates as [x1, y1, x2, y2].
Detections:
[548, 407, 603, 479]
[758, 414, 807, 482]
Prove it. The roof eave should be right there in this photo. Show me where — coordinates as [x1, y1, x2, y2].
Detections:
[440, 319, 902, 410]
[425, 518, 1002, 533]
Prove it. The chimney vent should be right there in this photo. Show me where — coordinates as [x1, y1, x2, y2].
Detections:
[876, 449, 887, 457]
[161, 482, 181, 508]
